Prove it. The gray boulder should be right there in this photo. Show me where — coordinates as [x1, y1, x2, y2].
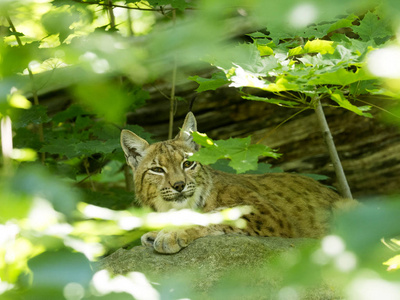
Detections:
[98, 235, 341, 299]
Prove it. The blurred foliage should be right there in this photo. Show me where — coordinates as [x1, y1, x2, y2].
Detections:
[189, 131, 281, 173]
[0, 0, 400, 299]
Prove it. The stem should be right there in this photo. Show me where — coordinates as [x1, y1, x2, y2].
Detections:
[1, 116, 13, 175]
[168, 9, 177, 140]
[256, 107, 308, 144]
[124, 165, 134, 192]
[315, 100, 353, 199]
[70, 0, 197, 11]
[106, 0, 116, 29]
[83, 158, 96, 191]
[6, 14, 45, 164]
[126, 8, 134, 36]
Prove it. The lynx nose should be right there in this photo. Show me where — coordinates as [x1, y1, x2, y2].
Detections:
[172, 181, 185, 192]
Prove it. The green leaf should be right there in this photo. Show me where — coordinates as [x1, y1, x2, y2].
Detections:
[209, 43, 279, 76]
[146, 0, 191, 10]
[10, 166, 79, 217]
[0, 42, 44, 77]
[353, 11, 392, 42]
[11, 105, 51, 129]
[263, 77, 299, 92]
[308, 68, 372, 86]
[189, 132, 280, 174]
[303, 40, 335, 55]
[327, 14, 357, 33]
[188, 72, 229, 92]
[257, 44, 274, 56]
[383, 254, 400, 271]
[247, 32, 269, 38]
[75, 139, 120, 156]
[0, 187, 32, 221]
[242, 95, 299, 107]
[41, 7, 78, 42]
[72, 81, 133, 125]
[27, 249, 92, 298]
[288, 46, 304, 56]
[329, 89, 372, 118]
[40, 138, 80, 159]
[289, 40, 335, 56]
[52, 104, 90, 123]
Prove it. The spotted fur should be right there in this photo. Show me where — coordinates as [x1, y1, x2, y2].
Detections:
[121, 112, 357, 253]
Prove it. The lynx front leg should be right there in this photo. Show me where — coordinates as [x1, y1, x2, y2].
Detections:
[143, 225, 244, 254]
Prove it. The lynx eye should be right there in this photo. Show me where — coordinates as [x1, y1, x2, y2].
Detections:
[150, 167, 164, 173]
[183, 160, 195, 169]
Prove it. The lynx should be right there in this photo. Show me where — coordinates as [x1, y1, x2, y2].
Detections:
[121, 112, 356, 254]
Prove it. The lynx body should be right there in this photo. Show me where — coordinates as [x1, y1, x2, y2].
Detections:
[121, 112, 355, 253]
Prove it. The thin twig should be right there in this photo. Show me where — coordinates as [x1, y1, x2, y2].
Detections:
[126, 7, 134, 36]
[255, 107, 309, 144]
[124, 165, 134, 192]
[315, 99, 353, 199]
[83, 158, 96, 191]
[168, 9, 177, 140]
[356, 98, 400, 119]
[151, 83, 171, 101]
[70, 0, 196, 11]
[6, 14, 45, 164]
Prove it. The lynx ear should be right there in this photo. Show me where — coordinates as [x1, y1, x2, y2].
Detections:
[175, 112, 199, 151]
[120, 129, 149, 169]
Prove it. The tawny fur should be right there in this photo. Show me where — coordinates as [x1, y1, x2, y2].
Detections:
[121, 112, 357, 253]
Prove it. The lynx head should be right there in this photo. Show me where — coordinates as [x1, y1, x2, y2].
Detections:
[120, 112, 207, 211]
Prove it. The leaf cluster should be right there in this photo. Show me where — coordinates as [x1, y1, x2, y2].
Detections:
[191, 11, 394, 118]
[189, 132, 280, 173]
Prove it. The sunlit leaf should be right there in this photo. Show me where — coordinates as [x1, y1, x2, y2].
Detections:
[303, 40, 335, 55]
[383, 255, 400, 271]
[189, 132, 280, 173]
[257, 44, 274, 56]
[263, 77, 299, 92]
[289, 40, 335, 56]
[308, 68, 372, 86]
[329, 89, 372, 117]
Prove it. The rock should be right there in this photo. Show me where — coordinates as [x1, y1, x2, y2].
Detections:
[98, 235, 341, 299]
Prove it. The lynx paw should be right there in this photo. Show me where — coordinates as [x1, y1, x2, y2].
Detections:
[141, 231, 159, 247]
[142, 229, 190, 254]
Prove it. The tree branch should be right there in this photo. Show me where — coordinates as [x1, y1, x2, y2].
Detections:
[315, 100, 353, 199]
[70, 0, 189, 12]
[168, 9, 177, 140]
[6, 14, 45, 164]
